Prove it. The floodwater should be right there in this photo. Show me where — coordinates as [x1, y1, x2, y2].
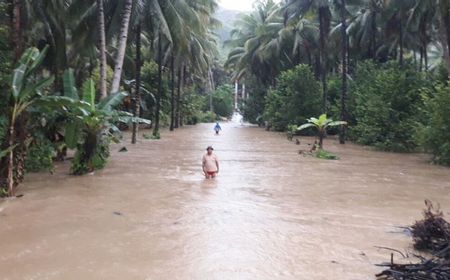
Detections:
[1, 121, 450, 280]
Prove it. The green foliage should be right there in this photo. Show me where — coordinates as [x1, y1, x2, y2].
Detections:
[297, 114, 347, 149]
[25, 136, 55, 172]
[315, 149, 339, 160]
[240, 75, 266, 125]
[71, 131, 110, 174]
[416, 83, 450, 165]
[327, 75, 356, 126]
[212, 85, 234, 118]
[91, 64, 114, 94]
[349, 61, 431, 152]
[145, 131, 160, 140]
[45, 69, 150, 175]
[264, 64, 322, 131]
[140, 61, 159, 120]
[286, 124, 297, 141]
[181, 86, 210, 125]
[198, 111, 217, 123]
[1, 47, 54, 195]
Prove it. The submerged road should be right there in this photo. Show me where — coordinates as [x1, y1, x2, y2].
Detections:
[1, 121, 450, 279]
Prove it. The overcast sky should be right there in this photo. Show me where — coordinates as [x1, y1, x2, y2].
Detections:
[219, 0, 258, 11]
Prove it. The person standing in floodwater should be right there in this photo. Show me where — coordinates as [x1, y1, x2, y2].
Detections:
[214, 122, 222, 135]
[202, 146, 219, 179]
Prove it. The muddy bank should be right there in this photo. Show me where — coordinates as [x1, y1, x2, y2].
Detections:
[1, 122, 449, 280]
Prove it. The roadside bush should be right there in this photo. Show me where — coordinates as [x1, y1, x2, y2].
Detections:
[198, 111, 217, 123]
[416, 83, 450, 165]
[26, 136, 56, 172]
[349, 61, 431, 152]
[212, 85, 234, 118]
[181, 86, 208, 125]
[264, 64, 322, 131]
[240, 75, 267, 125]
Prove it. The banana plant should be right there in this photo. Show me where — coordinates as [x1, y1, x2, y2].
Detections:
[41, 69, 150, 174]
[4, 46, 54, 196]
[297, 114, 347, 149]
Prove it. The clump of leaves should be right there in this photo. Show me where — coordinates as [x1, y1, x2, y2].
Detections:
[143, 133, 160, 140]
[286, 124, 297, 141]
[315, 149, 339, 160]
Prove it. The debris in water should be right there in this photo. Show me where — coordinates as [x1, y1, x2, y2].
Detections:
[113, 211, 123, 216]
[376, 200, 450, 279]
[119, 147, 128, 152]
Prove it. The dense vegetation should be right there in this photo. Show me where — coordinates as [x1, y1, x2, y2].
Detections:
[225, 0, 450, 165]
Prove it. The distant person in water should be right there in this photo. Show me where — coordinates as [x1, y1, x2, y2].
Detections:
[202, 146, 219, 179]
[214, 122, 222, 135]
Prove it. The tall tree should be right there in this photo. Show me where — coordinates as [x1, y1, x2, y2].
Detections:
[438, 0, 450, 77]
[11, 0, 23, 61]
[338, 0, 347, 144]
[153, 33, 163, 137]
[97, 0, 108, 99]
[170, 53, 175, 131]
[110, 0, 133, 94]
[132, 22, 142, 144]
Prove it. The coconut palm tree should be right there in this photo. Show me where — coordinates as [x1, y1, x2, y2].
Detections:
[225, 0, 283, 85]
[97, 0, 108, 99]
[110, 0, 133, 94]
[284, 0, 332, 112]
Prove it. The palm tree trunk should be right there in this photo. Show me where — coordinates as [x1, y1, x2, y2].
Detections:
[339, 0, 347, 145]
[399, 19, 404, 66]
[180, 66, 187, 127]
[318, 7, 328, 113]
[175, 64, 183, 128]
[7, 121, 15, 196]
[170, 53, 175, 131]
[370, 11, 377, 59]
[110, 0, 133, 94]
[439, 0, 450, 78]
[153, 34, 162, 137]
[131, 23, 142, 144]
[97, 0, 108, 99]
[208, 67, 214, 112]
[419, 47, 423, 71]
[11, 0, 23, 62]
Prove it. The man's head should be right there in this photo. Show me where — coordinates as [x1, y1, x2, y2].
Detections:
[206, 146, 214, 155]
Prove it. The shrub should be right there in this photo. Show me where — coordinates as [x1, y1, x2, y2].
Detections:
[72, 133, 110, 174]
[240, 75, 267, 125]
[315, 149, 339, 160]
[25, 136, 56, 173]
[198, 111, 217, 123]
[349, 61, 431, 152]
[417, 83, 450, 165]
[212, 85, 234, 118]
[264, 64, 322, 131]
[181, 86, 208, 125]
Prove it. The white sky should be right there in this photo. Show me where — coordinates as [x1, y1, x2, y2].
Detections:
[219, 0, 258, 11]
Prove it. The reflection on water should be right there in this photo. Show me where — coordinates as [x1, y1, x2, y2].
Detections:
[1, 122, 450, 279]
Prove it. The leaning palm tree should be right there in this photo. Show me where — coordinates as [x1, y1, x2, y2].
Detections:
[297, 114, 347, 149]
[97, 0, 108, 99]
[110, 0, 133, 94]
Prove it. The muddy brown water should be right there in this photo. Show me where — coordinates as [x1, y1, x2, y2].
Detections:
[1, 122, 449, 280]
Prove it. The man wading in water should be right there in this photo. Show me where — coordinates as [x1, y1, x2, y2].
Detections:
[202, 146, 219, 179]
